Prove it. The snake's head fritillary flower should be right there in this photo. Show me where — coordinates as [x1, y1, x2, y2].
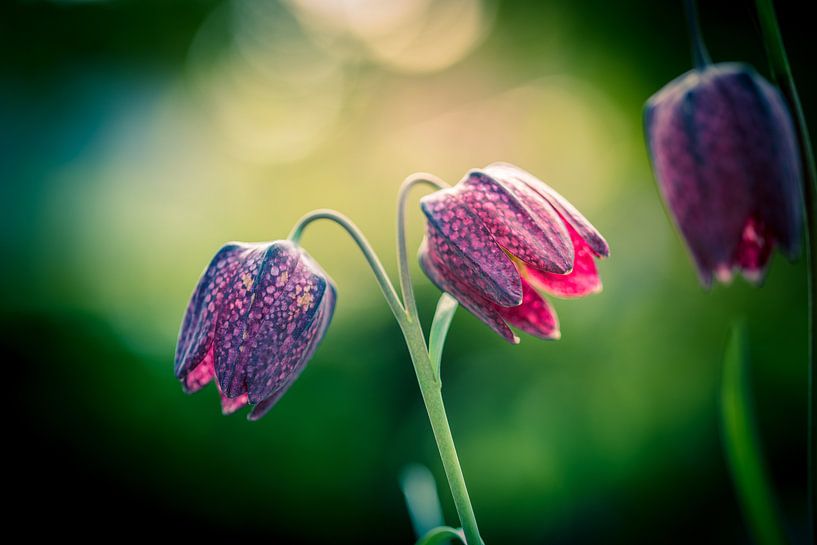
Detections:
[645, 63, 802, 286]
[174, 241, 336, 420]
[419, 162, 609, 343]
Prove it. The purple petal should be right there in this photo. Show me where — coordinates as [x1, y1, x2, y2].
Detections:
[485, 162, 610, 258]
[247, 285, 335, 420]
[420, 190, 522, 306]
[175, 243, 245, 381]
[247, 387, 289, 421]
[646, 68, 750, 284]
[176, 240, 336, 420]
[740, 70, 802, 260]
[213, 244, 283, 397]
[242, 249, 333, 404]
[458, 171, 573, 273]
[419, 235, 518, 343]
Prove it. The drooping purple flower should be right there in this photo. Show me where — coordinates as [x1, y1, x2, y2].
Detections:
[645, 63, 802, 286]
[174, 241, 336, 420]
[419, 162, 609, 343]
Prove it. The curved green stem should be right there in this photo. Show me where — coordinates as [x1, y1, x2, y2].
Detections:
[397, 173, 450, 322]
[289, 209, 406, 325]
[395, 173, 483, 544]
[683, 0, 711, 70]
[290, 183, 481, 544]
[754, 0, 817, 536]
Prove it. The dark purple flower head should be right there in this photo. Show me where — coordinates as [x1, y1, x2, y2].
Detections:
[645, 62, 802, 286]
[174, 240, 336, 420]
[419, 163, 609, 343]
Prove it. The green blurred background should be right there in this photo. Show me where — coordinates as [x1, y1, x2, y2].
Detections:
[2, 0, 813, 542]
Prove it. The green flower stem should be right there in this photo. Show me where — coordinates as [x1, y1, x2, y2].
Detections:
[722, 323, 788, 545]
[402, 319, 483, 545]
[754, 0, 817, 535]
[397, 173, 450, 321]
[683, 0, 711, 70]
[288, 209, 406, 325]
[290, 176, 483, 545]
[397, 176, 482, 544]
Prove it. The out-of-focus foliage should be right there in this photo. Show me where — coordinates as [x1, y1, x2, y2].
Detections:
[2, 0, 813, 543]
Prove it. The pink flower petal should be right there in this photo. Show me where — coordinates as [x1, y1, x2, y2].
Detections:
[181, 345, 216, 393]
[496, 280, 560, 340]
[525, 224, 602, 298]
[217, 380, 249, 415]
[733, 216, 774, 284]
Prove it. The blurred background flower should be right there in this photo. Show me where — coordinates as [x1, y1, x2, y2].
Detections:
[1, 0, 812, 543]
[645, 63, 802, 287]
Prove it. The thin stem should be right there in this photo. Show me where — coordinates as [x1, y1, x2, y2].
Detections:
[683, 0, 711, 70]
[397, 173, 450, 322]
[722, 322, 788, 545]
[291, 183, 482, 543]
[754, 0, 817, 536]
[402, 322, 483, 545]
[289, 209, 406, 325]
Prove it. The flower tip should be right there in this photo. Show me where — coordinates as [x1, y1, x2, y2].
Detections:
[696, 274, 714, 291]
[741, 268, 766, 287]
[590, 281, 603, 295]
[220, 392, 249, 416]
[782, 243, 802, 263]
[714, 265, 734, 285]
[597, 240, 611, 259]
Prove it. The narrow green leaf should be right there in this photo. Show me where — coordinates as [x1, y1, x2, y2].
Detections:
[400, 463, 445, 538]
[428, 293, 458, 383]
[414, 526, 466, 545]
[721, 322, 788, 545]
